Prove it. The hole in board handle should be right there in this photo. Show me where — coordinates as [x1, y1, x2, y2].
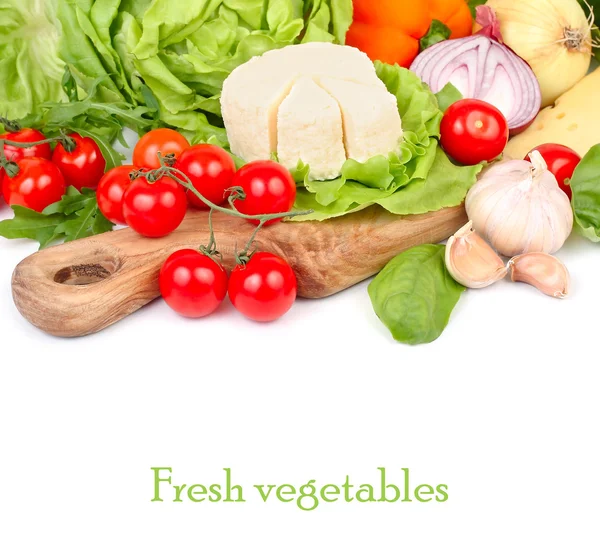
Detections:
[54, 260, 119, 286]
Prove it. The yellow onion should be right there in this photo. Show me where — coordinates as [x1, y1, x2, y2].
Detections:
[483, 0, 593, 107]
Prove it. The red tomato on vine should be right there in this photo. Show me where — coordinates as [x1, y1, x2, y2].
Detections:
[2, 158, 66, 212]
[160, 249, 228, 318]
[122, 174, 187, 238]
[228, 252, 297, 322]
[52, 134, 106, 191]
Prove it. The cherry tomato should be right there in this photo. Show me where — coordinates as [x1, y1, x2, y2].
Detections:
[2, 158, 66, 212]
[52, 133, 106, 191]
[525, 144, 581, 200]
[122, 175, 187, 238]
[440, 99, 509, 165]
[231, 161, 296, 225]
[160, 249, 228, 318]
[97, 165, 136, 225]
[175, 144, 236, 209]
[1, 129, 52, 196]
[133, 129, 190, 170]
[228, 252, 297, 322]
[1, 128, 52, 163]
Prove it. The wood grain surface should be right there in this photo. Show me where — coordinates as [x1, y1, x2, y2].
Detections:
[11, 205, 467, 337]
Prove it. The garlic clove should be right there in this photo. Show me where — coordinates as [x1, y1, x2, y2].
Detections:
[446, 221, 508, 289]
[509, 253, 570, 299]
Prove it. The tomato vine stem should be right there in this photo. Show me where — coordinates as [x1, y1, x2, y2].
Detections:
[139, 152, 312, 264]
[0, 139, 20, 178]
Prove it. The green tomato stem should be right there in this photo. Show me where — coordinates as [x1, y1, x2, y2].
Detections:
[145, 158, 312, 223]
[144, 152, 311, 266]
[0, 117, 21, 133]
[0, 130, 76, 153]
[237, 219, 266, 265]
[0, 139, 20, 178]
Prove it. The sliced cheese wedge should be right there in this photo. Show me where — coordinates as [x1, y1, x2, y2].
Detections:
[505, 68, 600, 159]
[317, 77, 403, 163]
[277, 77, 346, 181]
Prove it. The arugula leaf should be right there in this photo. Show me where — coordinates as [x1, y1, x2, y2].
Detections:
[140, 84, 161, 115]
[61, 65, 79, 103]
[69, 126, 126, 170]
[0, 207, 65, 243]
[55, 200, 100, 242]
[43, 186, 93, 216]
[420, 20, 452, 51]
[0, 187, 114, 249]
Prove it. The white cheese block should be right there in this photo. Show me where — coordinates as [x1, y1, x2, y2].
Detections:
[277, 77, 346, 181]
[262, 43, 386, 89]
[221, 76, 296, 162]
[220, 43, 403, 180]
[318, 77, 403, 163]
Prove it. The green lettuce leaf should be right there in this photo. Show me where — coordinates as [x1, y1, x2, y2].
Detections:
[435, 82, 462, 113]
[0, 0, 66, 119]
[292, 63, 482, 221]
[0, 0, 353, 139]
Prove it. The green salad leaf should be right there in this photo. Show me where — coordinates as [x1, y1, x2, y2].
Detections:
[435, 83, 462, 113]
[570, 144, 600, 242]
[0, 187, 114, 249]
[0, 0, 353, 137]
[0, 0, 66, 119]
[368, 245, 466, 345]
[293, 63, 482, 221]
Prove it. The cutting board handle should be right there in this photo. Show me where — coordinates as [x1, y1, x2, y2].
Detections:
[11, 206, 467, 337]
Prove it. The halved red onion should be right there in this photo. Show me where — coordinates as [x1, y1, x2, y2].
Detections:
[410, 34, 541, 135]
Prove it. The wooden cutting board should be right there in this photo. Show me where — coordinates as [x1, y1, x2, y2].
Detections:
[11, 205, 467, 337]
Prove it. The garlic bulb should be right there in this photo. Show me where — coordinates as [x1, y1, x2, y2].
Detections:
[509, 252, 570, 299]
[465, 151, 573, 257]
[445, 222, 508, 288]
[484, 0, 592, 107]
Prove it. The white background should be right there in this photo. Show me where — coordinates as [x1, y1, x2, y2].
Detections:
[1, 159, 599, 550]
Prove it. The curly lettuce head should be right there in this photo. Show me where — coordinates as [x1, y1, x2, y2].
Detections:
[0, 0, 66, 119]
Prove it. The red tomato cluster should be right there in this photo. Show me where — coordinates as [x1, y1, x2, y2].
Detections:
[160, 249, 297, 323]
[1, 128, 105, 212]
[100, 128, 299, 323]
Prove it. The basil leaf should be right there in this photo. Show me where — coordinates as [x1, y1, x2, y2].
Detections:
[570, 144, 600, 242]
[368, 245, 465, 345]
[435, 83, 462, 113]
[420, 20, 451, 51]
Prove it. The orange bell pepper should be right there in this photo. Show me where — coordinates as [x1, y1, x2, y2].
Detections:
[346, 0, 473, 68]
